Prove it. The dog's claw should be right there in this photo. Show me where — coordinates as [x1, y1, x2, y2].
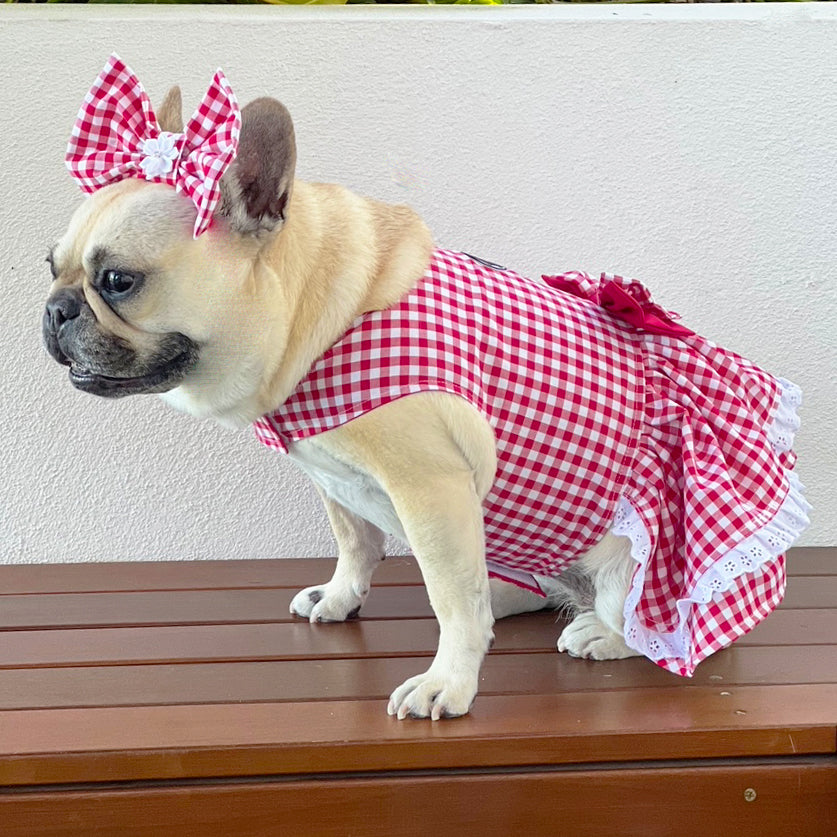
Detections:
[388, 669, 476, 720]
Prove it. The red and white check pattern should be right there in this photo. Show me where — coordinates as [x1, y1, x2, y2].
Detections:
[254, 250, 805, 675]
[66, 54, 240, 238]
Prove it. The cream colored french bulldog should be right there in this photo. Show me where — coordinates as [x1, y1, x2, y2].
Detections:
[43, 87, 703, 720]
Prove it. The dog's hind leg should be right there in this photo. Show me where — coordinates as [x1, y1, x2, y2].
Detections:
[490, 578, 547, 619]
[289, 488, 386, 623]
[489, 570, 588, 620]
[555, 533, 642, 660]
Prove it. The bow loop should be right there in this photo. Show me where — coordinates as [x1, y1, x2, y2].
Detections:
[66, 55, 160, 190]
[543, 272, 695, 339]
[66, 54, 241, 238]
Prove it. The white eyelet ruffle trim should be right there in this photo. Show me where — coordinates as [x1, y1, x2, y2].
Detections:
[613, 378, 812, 666]
[766, 378, 802, 453]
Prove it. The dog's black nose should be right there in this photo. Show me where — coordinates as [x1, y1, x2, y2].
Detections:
[44, 288, 83, 333]
[43, 288, 85, 366]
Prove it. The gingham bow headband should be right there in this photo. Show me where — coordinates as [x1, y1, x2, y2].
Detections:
[66, 54, 241, 238]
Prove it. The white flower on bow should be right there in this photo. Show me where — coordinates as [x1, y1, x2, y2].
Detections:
[139, 132, 182, 179]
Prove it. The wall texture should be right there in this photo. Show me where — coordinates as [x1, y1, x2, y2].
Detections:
[0, 5, 834, 564]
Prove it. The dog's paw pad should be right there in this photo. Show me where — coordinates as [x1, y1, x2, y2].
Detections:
[387, 670, 476, 721]
[557, 611, 639, 660]
[290, 583, 365, 622]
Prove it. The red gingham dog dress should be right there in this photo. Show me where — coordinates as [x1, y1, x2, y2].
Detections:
[254, 250, 810, 675]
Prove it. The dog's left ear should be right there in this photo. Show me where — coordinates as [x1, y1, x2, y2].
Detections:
[157, 86, 184, 133]
[218, 97, 297, 237]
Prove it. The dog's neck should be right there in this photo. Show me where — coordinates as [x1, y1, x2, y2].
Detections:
[164, 180, 434, 428]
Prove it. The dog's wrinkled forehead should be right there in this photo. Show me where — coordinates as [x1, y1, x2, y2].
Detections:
[53, 180, 195, 284]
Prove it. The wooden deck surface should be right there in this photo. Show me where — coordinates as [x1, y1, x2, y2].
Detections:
[0, 547, 834, 836]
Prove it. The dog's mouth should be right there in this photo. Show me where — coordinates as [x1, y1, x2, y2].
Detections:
[67, 343, 199, 398]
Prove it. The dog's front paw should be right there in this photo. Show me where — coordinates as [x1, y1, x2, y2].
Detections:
[290, 582, 365, 623]
[387, 667, 477, 721]
[557, 611, 640, 660]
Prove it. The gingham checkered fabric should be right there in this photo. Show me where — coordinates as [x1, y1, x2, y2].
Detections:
[66, 54, 240, 238]
[254, 250, 807, 675]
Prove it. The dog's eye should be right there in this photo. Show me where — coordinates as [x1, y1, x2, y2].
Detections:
[101, 269, 138, 296]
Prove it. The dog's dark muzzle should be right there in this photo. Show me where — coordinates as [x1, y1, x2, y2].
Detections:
[42, 287, 199, 398]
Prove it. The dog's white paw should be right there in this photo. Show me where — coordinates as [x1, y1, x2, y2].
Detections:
[557, 611, 640, 660]
[387, 667, 477, 720]
[290, 582, 365, 623]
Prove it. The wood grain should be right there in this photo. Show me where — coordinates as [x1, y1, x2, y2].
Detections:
[0, 685, 835, 785]
[0, 546, 830, 595]
[1, 761, 834, 837]
[0, 586, 435, 630]
[0, 606, 832, 670]
[0, 556, 417, 595]
[0, 575, 828, 632]
[1, 644, 835, 711]
[0, 548, 833, 833]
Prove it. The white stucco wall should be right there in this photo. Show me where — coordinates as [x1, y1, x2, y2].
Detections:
[0, 5, 834, 564]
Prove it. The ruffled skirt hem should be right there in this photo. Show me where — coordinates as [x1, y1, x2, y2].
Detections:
[615, 378, 811, 676]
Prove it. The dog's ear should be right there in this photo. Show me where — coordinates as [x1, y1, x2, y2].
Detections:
[218, 97, 297, 237]
[157, 86, 184, 134]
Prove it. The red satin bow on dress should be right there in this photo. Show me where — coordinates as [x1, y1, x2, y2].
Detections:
[543, 272, 695, 339]
[65, 54, 241, 238]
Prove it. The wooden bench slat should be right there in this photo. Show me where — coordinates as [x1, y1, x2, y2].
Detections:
[0, 547, 830, 596]
[2, 761, 835, 837]
[0, 574, 827, 632]
[0, 616, 549, 668]
[783, 547, 837, 576]
[0, 608, 832, 669]
[1, 644, 835, 711]
[0, 586, 434, 630]
[0, 685, 835, 786]
[737, 608, 837, 646]
[0, 557, 403, 594]
[781, 576, 837, 609]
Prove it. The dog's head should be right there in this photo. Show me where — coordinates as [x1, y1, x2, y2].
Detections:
[43, 72, 296, 406]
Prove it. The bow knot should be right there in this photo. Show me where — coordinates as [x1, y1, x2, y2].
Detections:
[543, 271, 695, 339]
[139, 132, 182, 179]
[66, 54, 241, 238]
